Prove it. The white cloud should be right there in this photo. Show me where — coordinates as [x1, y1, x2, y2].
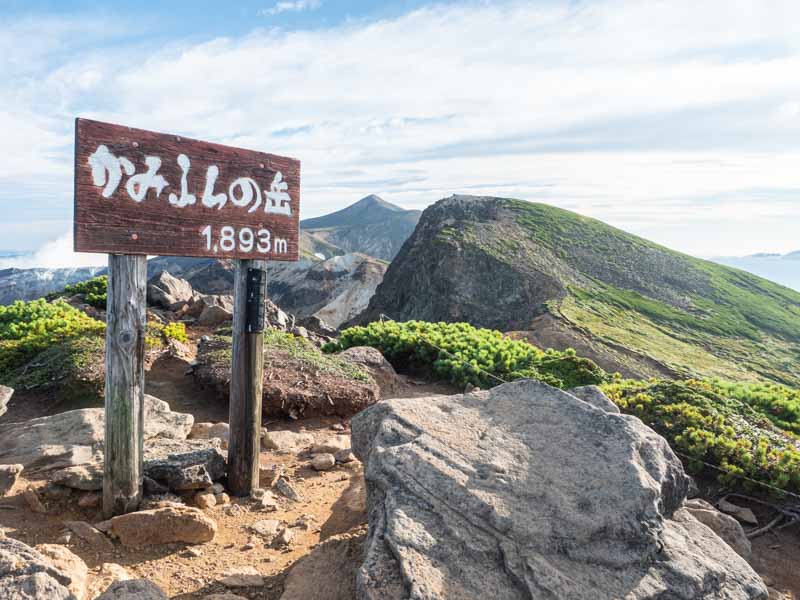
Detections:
[0, 231, 105, 269]
[2, 0, 800, 258]
[260, 0, 321, 16]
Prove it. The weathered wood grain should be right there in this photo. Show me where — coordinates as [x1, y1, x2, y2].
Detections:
[228, 259, 267, 496]
[74, 118, 300, 261]
[103, 254, 147, 518]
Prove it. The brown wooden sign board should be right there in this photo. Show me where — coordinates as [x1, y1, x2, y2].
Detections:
[74, 118, 300, 261]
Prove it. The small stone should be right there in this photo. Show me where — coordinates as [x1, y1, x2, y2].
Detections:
[42, 482, 73, 500]
[717, 499, 759, 525]
[251, 519, 281, 538]
[143, 476, 169, 496]
[242, 542, 255, 551]
[110, 505, 217, 546]
[330, 423, 345, 431]
[0, 464, 23, 496]
[23, 488, 46, 513]
[259, 491, 279, 512]
[258, 464, 284, 487]
[334, 449, 356, 464]
[292, 514, 315, 530]
[78, 492, 102, 508]
[52, 464, 103, 491]
[65, 520, 114, 550]
[311, 453, 336, 471]
[224, 504, 248, 517]
[215, 492, 230, 505]
[203, 594, 248, 600]
[95, 520, 114, 533]
[210, 483, 225, 495]
[96, 579, 168, 599]
[185, 547, 204, 557]
[275, 527, 294, 547]
[55, 530, 73, 544]
[250, 488, 266, 500]
[195, 491, 217, 509]
[275, 477, 302, 502]
[221, 566, 264, 587]
[311, 435, 350, 454]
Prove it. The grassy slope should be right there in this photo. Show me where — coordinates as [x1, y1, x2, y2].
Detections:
[490, 200, 800, 386]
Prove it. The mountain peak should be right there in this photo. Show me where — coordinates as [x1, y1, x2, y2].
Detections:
[301, 195, 416, 229]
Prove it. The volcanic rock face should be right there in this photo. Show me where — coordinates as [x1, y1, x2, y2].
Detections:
[351, 380, 767, 599]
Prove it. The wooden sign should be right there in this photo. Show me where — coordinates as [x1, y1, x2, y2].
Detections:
[74, 118, 300, 261]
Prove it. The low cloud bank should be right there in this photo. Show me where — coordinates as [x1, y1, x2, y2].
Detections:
[0, 232, 106, 270]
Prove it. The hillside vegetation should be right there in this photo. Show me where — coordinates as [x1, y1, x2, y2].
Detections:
[357, 195, 800, 387]
[335, 319, 800, 495]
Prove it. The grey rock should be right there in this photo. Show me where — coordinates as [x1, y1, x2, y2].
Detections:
[0, 395, 193, 473]
[51, 464, 103, 491]
[311, 453, 336, 471]
[34, 544, 88, 600]
[351, 380, 767, 600]
[41, 483, 72, 500]
[194, 295, 234, 325]
[0, 537, 76, 599]
[143, 438, 226, 491]
[146, 271, 194, 309]
[568, 384, 620, 413]
[96, 579, 168, 599]
[275, 478, 302, 502]
[0, 463, 23, 496]
[143, 476, 169, 496]
[0, 385, 12, 418]
[64, 521, 113, 550]
[685, 499, 752, 560]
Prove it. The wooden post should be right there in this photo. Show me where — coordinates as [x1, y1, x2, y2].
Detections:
[103, 254, 147, 518]
[228, 259, 267, 496]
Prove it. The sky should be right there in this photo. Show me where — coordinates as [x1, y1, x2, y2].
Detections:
[1, 0, 799, 267]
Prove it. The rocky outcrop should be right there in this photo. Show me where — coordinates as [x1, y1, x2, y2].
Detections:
[0, 537, 77, 599]
[269, 254, 387, 329]
[146, 271, 194, 309]
[352, 380, 767, 599]
[0, 395, 193, 472]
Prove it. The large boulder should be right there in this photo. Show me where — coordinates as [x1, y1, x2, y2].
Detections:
[0, 537, 76, 599]
[684, 498, 752, 560]
[192, 295, 234, 325]
[0, 385, 12, 418]
[0, 395, 193, 473]
[351, 380, 767, 600]
[146, 271, 194, 309]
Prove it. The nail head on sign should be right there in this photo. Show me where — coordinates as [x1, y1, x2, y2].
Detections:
[260, 163, 265, 169]
[131, 233, 139, 240]
[132, 142, 139, 148]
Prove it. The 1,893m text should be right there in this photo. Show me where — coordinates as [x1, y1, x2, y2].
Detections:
[200, 225, 288, 255]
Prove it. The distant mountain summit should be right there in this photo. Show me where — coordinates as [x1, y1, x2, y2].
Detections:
[301, 195, 421, 261]
[356, 195, 800, 386]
